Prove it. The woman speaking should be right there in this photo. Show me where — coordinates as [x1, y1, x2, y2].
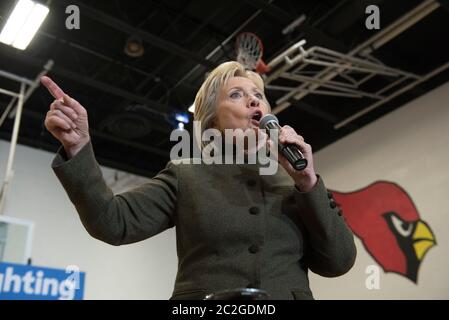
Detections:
[41, 61, 356, 300]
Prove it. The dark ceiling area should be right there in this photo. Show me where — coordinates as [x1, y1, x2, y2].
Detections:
[0, 0, 448, 177]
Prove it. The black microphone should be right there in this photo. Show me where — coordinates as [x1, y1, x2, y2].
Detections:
[259, 114, 308, 171]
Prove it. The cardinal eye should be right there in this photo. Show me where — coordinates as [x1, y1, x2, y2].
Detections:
[389, 213, 413, 237]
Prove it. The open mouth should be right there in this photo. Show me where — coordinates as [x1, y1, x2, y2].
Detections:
[250, 110, 263, 124]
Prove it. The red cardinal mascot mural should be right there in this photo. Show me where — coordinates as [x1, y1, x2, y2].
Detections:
[331, 181, 436, 283]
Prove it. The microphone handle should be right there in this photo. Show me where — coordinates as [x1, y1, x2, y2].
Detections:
[279, 142, 308, 171]
[265, 121, 308, 171]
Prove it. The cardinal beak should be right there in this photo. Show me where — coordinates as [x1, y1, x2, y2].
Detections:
[412, 220, 436, 261]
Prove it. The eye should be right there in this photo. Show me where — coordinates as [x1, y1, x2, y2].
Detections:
[255, 92, 264, 99]
[230, 91, 242, 99]
[389, 213, 413, 237]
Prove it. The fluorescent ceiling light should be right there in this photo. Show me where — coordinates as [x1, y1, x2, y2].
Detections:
[0, 0, 49, 50]
[188, 104, 195, 113]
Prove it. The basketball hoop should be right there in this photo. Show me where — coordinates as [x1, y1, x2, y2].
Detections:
[236, 32, 271, 74]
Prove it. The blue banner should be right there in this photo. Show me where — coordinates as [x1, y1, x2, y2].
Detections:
[0, 262, 85, 300]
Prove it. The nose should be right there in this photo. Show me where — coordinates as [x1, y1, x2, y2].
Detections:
[248, 95, 260, 108]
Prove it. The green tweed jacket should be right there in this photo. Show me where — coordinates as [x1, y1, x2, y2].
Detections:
[52, 142, 356, 300]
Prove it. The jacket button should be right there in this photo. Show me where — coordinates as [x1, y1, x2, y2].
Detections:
[247, 179, 256, 187]
[249, 245, 259, 254]
[337, 210, 343, 216]
[330, 200, 337, 209]
[249, 206, 260, 215]
[327, 191, 333, 199]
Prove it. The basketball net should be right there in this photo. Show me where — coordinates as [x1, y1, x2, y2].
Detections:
[236, 32, 271, 74]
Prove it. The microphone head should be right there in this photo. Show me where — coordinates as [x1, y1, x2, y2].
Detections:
[259, 114, 279, 129]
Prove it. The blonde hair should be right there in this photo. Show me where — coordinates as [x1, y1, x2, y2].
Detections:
[193, 61, 270, 148]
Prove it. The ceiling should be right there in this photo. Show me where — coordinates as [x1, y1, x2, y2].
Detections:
[1, 0, 448, 177]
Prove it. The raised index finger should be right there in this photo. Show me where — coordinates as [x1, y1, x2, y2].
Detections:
[41, 76, 65, 100]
